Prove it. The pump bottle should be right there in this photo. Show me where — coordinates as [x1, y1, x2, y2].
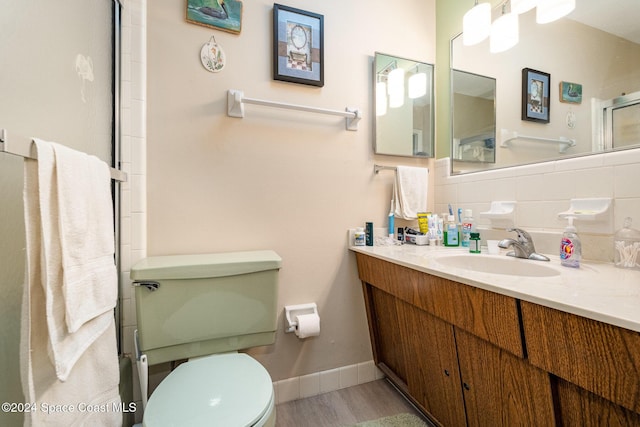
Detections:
[560, 217, 581, 268]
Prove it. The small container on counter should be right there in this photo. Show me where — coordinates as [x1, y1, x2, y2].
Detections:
[365, 222, 374, 246]
[354, 227, 365, 246]
[469, 232, 481, 254]
[614, 217, 640, 270]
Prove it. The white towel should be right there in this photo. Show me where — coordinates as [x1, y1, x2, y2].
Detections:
[393, 166, 429, 220]
[52, 142, 118, 333]
[21, 139, 121, 427]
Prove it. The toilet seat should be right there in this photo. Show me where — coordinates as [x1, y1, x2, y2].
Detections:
[143, 353, 274, 427]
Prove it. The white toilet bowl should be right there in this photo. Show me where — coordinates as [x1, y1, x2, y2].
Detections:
[143, 353, 275, 427]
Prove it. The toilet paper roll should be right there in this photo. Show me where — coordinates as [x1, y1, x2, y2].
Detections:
[295, 313, 320, 339]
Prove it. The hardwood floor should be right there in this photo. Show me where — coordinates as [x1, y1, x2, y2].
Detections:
[275, 379, 432, 427]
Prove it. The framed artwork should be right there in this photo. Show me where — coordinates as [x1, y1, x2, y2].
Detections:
[559, 81, 582, 104]
[186, 0, 243, 35]
[273, 4, 324, 87]
[522, 68, 550, 123]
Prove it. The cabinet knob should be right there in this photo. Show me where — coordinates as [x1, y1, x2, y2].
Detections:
[444, 369, 450, 376]
[463, 382, 471, 391]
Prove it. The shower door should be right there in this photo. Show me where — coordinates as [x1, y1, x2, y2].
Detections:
[0, 2, 117, 425]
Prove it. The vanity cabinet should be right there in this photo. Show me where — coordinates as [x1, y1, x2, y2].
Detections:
[357, 253, 555, 426]
[356, 252, 640, 426]
[521, 302, 640, 425]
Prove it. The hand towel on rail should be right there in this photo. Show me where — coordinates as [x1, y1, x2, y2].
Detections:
[22, 139, 116, 381]
[393, 166, 429, 220]
[21, 139, 121, 426]
[52, 142, 117, 333]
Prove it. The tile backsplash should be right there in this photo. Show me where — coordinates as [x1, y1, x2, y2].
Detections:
[434, 149, 640, 262]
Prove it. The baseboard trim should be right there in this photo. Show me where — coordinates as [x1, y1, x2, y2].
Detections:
[273, 360, 385, 405]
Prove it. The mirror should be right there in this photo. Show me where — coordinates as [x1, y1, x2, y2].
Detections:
[451, 70, 496, 163]
[451, 0, 640, 174]
[374, 52, 434, 158]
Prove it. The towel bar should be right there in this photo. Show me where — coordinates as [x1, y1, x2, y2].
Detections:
[0, 128, 127, 182]
[374, 164, 397, 174]
[227, 89, 361, 131]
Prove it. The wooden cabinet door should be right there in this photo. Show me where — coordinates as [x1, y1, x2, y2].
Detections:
[397, 299, 467, 427]
[366, 286, 408, 384]
[554, 377, 640, 426]
[521, 301, 640, 414]
[455, 328, 556, 427]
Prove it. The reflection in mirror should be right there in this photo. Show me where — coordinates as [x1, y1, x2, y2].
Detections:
[451, 70, 496, 163]
[451, 0, 640, 174]
[374, 52, 434, 158]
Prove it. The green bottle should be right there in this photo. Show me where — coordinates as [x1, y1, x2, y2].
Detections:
[444, 215, 459, 247]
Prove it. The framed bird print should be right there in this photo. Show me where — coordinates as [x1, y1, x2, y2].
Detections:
[186, 0, 243, 35]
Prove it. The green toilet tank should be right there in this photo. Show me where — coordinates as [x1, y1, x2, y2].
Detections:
[131, 250, 282, 365]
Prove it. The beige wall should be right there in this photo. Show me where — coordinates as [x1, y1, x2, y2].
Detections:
[146, 0, 436, 381]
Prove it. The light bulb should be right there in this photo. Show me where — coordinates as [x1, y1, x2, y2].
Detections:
[387, 68, 405, 96]
[389, 91, 404, 109]
[376, 81, 387, 116]
[408, 72, 427, 99]
[490, 11, 519, 53]
[463, 1, 491, 46]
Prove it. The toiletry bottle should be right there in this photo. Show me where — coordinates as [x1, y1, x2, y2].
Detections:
[436, 215, 444, 245]
[560, 217, 581, 268]
[457, 208, 463, 242]
[427, 214, 436, 240]
[365, 222, 374, 246]
[444, 215, 460, 247]
[461, 209, 475, 248]
[388, 199, 395, 239]
[417, 212, 429, 235]
[469, 232, 481, 253]
[354, 227, 365, 246]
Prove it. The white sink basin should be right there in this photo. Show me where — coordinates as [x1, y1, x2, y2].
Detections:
[435, 254, 560, 277]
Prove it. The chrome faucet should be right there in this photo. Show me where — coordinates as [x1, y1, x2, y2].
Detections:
[498, 228, 550, 261]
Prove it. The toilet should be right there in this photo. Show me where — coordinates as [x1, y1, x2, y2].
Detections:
[131, 250, 282, 427]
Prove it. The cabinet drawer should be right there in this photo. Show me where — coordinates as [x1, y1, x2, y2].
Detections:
[356, 253, 524, 357]
[521, 301, 640, 413]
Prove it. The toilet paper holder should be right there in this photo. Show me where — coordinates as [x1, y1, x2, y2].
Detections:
[284, 303, 318, 334]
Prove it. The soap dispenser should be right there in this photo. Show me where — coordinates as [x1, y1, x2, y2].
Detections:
[614, 217, 640, 270]
[560, 216, 581, 268]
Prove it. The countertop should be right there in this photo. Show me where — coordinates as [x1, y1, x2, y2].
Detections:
[350, 244, 640, 333]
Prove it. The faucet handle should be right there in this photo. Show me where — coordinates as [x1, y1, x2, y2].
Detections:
[507, 227, 532, 243]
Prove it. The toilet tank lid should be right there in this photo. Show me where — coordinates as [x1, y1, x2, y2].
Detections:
[130, 250, 282, 280]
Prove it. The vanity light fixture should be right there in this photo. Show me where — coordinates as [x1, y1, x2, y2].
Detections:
[408, 70, 427, 99]
[536, 0, 575, 24]
[376, 81, 388, 116]
[463, 0, 492, 46]
[387, 67, 405, 108]
[490, 3, 519, 53]
[389, 91, 404, 109]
